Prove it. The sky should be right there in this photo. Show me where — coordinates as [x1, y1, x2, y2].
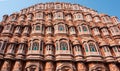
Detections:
[0, 0, 120, 21]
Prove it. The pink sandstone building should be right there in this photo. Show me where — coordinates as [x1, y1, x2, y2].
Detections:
[0, 2, 120, 71]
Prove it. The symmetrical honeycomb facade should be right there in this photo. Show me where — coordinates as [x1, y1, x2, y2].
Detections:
[0, 2, 120, 71]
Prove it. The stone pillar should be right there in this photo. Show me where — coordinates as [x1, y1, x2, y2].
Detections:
[45, 61, 54, 71]
[108, 63, 119, 71]
[77, 62, 86, 71]
[13, 61, 22, 71]
[1, 60, 11, 71]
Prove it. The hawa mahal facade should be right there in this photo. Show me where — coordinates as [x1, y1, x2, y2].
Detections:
[0, 2, 120, 71]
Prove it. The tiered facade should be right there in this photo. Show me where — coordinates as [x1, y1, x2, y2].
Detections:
[0, 2, 120, 71]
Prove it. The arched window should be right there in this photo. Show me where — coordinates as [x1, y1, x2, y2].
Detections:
[89, 43, 97, 52]
[35, 25, 40, 30]
[82, 26, 87, 32]
[84, 44, 88, 52]
[60, 42, 68, 50]
[58, 25, 64, 31]
[32, 42, 39, 50]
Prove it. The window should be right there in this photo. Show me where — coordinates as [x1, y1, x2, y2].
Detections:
[94, 28, 99, 32]
[32, 42, 39, 50]
[20, 15, 25, 20]
[86, 15, 92, 22]
[84, 44, 88, 52]
[79, 26, 81, 32]
[36, 13, 43, 19]
[56, 4, 61, 9]
[28, 14, 32, 20]
[9, 44, 15, 52]
[48, 14, 52, 19]
[35, 25, 40, 30]
[58, 25, 64, 31]
[113, 47, 119, 52]
[102, 17, 106, 23]
[46, 27, 52, 34]
[11, 15, 16, 21]
[89, 43, 97, 52]
[16, 26, 20, 30]
[15, 26, 20, 33]
[70, 27, 75, 32]
[66, 15, 72, 20]
[47, 45, 53, 51]
[74, 13, 83, 20]
[40, 41, 43, 51]
[1, 42, 4, 50]
[82, 26, 87, 32]
[5, 25, 10, 30]
[114, 18, 119, 23]
[76, 46, 81, 51]
[114, 27, 119, 33]
[102, 28, 109, 35]
[0, 42, 2, 50]
[103, 47, 109, 52]
[94, 17, 100, 22]
[56, 43, 59, 50]
[60, 42, 68, 50]
[55, 12, 63, 19]
[19, 44, 23, 50]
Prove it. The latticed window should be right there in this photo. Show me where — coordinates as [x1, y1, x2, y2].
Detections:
[78, 46, 81, 51]
[35, 25, 40, 30]
[84, 44, 88, 52]
[103, 47, 110, 52]
[82, 26, 87, 32]
[19, 44, 23, 50]
[113, 47, 119, 52]
[74, 13, 83, 20]
[32, 42, 39, 50]
[46, 45, 53, 51]
[89, 43, 97, 52]
[75, 45, 81, 51]
[58, 25, 64, 31]
[60, 42, 68, 50]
